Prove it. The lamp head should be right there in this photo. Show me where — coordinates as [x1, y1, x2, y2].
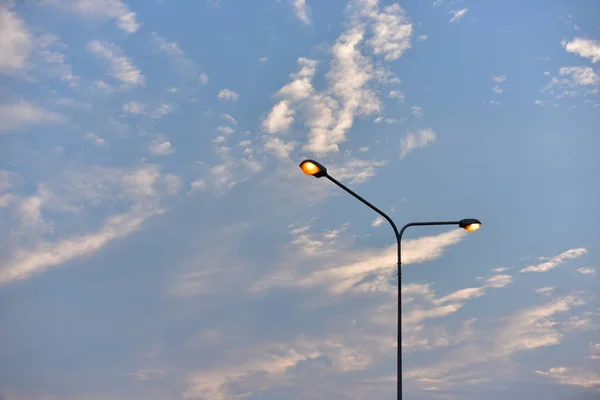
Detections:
[459, 218, 481, 232]
[299, 160, 327, 178]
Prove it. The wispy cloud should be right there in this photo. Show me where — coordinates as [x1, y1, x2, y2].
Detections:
[0, 101, 65, 133]
[410, 105, 424, 118]
[520, 248, 587, 273]
[449, 8, 468, 23]
[221, 113, 238, 125]
[400, 128, 436, 158]
[492, 74, 507, 83]
[87, 40, 145, 87]
[147, 137, 175, 156]
[42, 0, 141, 33]
[122, 101, 145, 115]
[263, 0, 412, 156]
[0, 165, 178, 284]
[217, 89, 239, 102]
[84, 132, 108, 146]
[199, 72, 209, 85]
[576, 267, 596, 276]
[405, 292, 587, 389]
[536, 366, 600, 389]
[0, 207, 162, 284]
[558, 66, 600, 85]
[151, 32, 196, 77]
[292, 0, 311, 25]
[372, 216, 385, 227]
[216, 126, 234, 135]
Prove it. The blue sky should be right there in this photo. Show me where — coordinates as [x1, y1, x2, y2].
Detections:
[1, 0, 599, 399]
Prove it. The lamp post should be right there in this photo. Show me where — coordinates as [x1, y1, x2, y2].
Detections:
[299, 159, 481, 400]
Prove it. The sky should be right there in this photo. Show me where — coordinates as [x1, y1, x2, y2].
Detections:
[1, 0, 599, 399]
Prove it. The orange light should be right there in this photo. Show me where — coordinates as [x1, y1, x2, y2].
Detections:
[464, 223, 481, 232]
[301, 161, 321, 176]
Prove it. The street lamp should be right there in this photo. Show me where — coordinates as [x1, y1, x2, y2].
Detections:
[299, 159, 481, 400]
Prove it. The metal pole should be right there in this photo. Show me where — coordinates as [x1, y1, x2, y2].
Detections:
[397, 230, 402, 400]
[324, 174, 461, 400]
[396, 221, 459, 399]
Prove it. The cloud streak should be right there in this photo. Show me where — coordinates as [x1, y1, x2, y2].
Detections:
[520, 248, 587, 273]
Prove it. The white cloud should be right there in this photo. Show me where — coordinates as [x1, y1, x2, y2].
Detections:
[0, 101, 65, 133]
[492, 74, 507, 83]
[483, 274, 513, 288]
[122, 101, 145, 115]
[332, 158, 387, 185]
[417, 34, 428, 41]
[558, 66, 600, 85]
[497, 294, 585, 354]
[217, 89, 239, 102]
[87, 40, 145, 87]
[0, 165, 177, 284]
[400, 128, 436, 158]
[576, 267, 596, 276]
[95, 79, 114, 92]
[183, 337, 370, 400]
[42, 0, 141, 33]
[259, 56, 268, 62]
[520, 248, 587, 273]
[147, 137, 175, 156]
[189, 179, 206, 193]
[213, 136, 225, 144]
[210, 163, 236, 190]
[372, 216, 385, 227]
[217, 125, 235, 135]
[389, 89, 405, 100]
[131, 369, 165, 381]
[293, 0, 311, 25]
[542, 68, 600, 100]
[85, 132, 107, 146]
[491, 85, 503, 94]
[298, 229, 467, 294]
[150, 103, 173, 119]
[238, 140, 251, 147]
[35, 35, 80, 86]
[263, 100, 295, 134]
[264, 136, 296, 159]
[263, 1, 413, 157]
[405, 293, 586, 386]
[536, 287, 555, 295]
[221, 113, 238, 125]
[432, 0, 443, 7]
[199, 72, 209, 85]
[151, 32, 195, 75]
[536, 366, 600, 389]
[164, 174, 182, 195]
[363, 3, 413, 62]
[449, 8, 468, 23]
[562, 37, 600, 63]
[278, 58, 317, 101]
[0, 208, 159, 284]
[374, 116, 400, 124]
[410, 106, 424, 118]
[0, 5, 33, 74]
